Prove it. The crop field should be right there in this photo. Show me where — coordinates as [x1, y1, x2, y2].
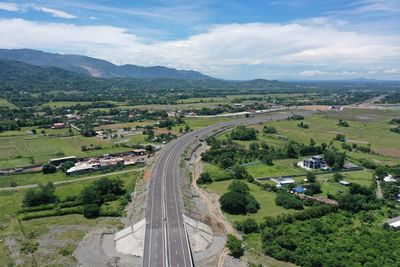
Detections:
[0, 134, 132, 168]
[40, 101, 123, 108]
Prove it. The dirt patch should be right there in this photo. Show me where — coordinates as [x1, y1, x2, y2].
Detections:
[347, 139, 370, 144]
[374, 148, 400, 158]
[143, 170, 151, 182]
[329, 130, 344, 134]
[300, 105, 331, 111]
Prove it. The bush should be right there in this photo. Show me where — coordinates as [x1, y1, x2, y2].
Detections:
[226, 234, 244, 258]
[83, 204, 100, 218]
[288, 114, 304, 120]
[197, 172, 213, 184]
[263, 126, 277, 133]
[337, 119, 349, 127]
[219, 191, 260, 214]
[275, 191, 303, 210]
[241, 218, 259, 233]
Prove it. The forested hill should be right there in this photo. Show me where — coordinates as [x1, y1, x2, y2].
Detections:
[0, 48, 212, 80]
[0, 59, 103, 92]
[0, 59, 289, 93]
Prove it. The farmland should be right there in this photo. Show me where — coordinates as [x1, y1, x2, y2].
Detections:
[0, 134, 133, 168]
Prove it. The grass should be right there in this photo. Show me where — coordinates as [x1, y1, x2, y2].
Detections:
[202, 180, 296, 223]
[204, 163, 232, 181]
[0, 98, 17, 109]
[245, 160, 306, 178]
[0, 165, 141, 188]
[40, 101, 122, 108]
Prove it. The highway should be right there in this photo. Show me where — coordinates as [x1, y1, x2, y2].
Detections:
[143, 110, 312, 267]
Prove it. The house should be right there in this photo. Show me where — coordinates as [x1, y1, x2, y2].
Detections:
[49, 156, 77, 166]
[52, 122, 65, 129]
[292, 186, 306, 194]
[329, 106, 343, 111]
[383, 174, 397, 183]
[272, 177, 295, 188]
[66, 163, 96, 175]
[303, 155, 326, 169]
[132, 149, 146, 155]
[386, 216, 400, 229]
[339, 180, 351, 186]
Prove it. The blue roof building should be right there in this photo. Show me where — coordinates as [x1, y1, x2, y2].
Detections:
[292, 186, 306, 194]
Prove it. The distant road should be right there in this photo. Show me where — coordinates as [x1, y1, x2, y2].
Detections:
[143, 109, 313, 267]
[0, 168, 141, 191]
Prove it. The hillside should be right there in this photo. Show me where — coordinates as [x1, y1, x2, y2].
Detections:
[0, 49, 212, 80]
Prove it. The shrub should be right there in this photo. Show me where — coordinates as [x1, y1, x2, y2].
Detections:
[83, 204, 100, 218]
[242, 218, 259, 233]
[226, 234, 244, 258]
[263, 126, 277, 133]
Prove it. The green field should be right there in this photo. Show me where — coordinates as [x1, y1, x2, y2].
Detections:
[0, 170, 139, 266]
[40, 101, 123, 108]
[0, 98, 17, 108]
[202, 180, 297, 223]
[0, 165, 141, 188]
[217, 108, 400, 165]
[245, 159, 306, 178]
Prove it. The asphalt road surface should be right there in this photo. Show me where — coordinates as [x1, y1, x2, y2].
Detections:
[143, 110, 313, 267]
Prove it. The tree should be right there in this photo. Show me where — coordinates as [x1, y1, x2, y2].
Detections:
[232, 164, 250, 180]
[145, 145, 154, 154]
[374, 166, 388, 180]
[60, 161, 75, 172]
[22, 182, 57, 207]
[306, 172, 316, 183]
[197, 172, 213, 184]
[230, 126, 257, 141]
[226, 234, 244, 258]
[42, 163, 57, 174]
[220, 191, 247, 214]
[83, 203, 100, 218]
[305, 182, 322, 196]
[333, 172, 344, 182]
[228, 180, 249, 193]
[286, 141, 300, 158]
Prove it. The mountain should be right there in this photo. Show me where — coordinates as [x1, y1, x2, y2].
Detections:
[0, 48, 213, 80]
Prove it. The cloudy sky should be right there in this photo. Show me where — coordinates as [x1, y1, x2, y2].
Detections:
[0, 0, 399, 80]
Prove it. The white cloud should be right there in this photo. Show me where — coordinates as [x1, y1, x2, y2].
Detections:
[33, 6, 78, 19]
[0, 18, 399, 79]
[0, 2, 22, 12]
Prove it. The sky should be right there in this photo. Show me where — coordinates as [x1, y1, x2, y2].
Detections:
[0, 0, 399, 80]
